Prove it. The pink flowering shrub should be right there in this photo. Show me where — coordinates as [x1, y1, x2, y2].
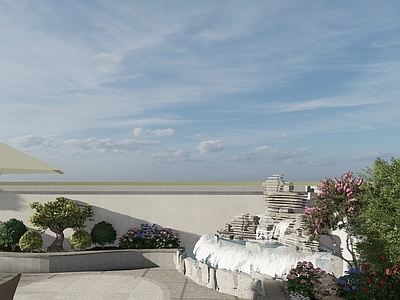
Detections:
[287, 261, 326, 300]
[303, 171, 363, 269]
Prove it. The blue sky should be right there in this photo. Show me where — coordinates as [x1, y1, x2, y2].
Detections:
[1, 1, 399, 182]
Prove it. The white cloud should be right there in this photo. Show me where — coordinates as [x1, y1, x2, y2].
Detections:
[151, 148, 191, 164]
[11, 135, 47, 148]
[232, 146, 311, 164]
[92, 53, 123, 63]
[66, 137, 160, 153]
[152, 128, 175, 137]
[133, 127, 175, 137]
[133, 128, 149, 136]
[197, 140, 227, 154]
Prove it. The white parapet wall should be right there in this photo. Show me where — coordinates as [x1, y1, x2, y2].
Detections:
[0, 182, 266, 252]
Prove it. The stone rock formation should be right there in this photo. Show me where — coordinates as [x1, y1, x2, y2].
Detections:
[217, 174, 319, 252]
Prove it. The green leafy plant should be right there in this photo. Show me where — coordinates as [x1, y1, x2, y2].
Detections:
[355, 158, 400, 270]
[70, 229, 92, 250]
[0, 218, 28, 251]
[118, 223, 180, 249]
[303, 171, 363, 269]
[286, 261, 326, 300]
[29, 197, 94, 252]
[19, 230, 43, 252]
[90, 221, 117, 248]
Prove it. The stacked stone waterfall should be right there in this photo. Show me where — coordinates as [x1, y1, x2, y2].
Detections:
[257, 174, 318, 251]
[218, 174, 318, 251]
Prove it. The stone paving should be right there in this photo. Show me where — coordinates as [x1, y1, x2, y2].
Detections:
[1, 268, 291, 300]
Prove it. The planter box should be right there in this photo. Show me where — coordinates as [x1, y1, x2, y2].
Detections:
[0, 248, 177, 273]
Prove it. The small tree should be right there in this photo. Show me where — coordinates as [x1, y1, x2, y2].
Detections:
[356, 158, 400, 269]
[303, 171, 363, 269]
[29, 197, 94, 252]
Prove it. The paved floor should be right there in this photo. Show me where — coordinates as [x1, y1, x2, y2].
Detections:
[1, 268, 290, 300]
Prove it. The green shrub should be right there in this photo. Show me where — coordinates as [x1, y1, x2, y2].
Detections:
[356, 158, 400, 269]
[90, 221, 117, 248]
[19, 230, 43, 252]
[70, 229, 92, 250]
[0, 218, 28, 251]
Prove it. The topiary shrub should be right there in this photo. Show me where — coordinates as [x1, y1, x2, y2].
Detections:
[70, 229, 92, 250]
[90, 221, 117, 248]
[0, 218, 28, 251]
[19, 230, 43, 252]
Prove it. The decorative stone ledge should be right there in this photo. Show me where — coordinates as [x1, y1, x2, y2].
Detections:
[175, 252, 271, 300]
[175, 250, 342, 300]
[0, 248, 177, 273]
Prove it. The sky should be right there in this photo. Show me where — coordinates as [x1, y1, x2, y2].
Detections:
[1, 1, 399, 182]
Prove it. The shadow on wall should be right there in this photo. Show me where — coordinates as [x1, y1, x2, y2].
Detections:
[319, 234, 342, 255]
[0, 190, 24, 212]
[61, 198, 201, 252]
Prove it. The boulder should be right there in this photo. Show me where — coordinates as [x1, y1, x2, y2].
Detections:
[313, 273, 340, 299]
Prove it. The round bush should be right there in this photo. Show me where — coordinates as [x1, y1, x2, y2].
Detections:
[70, 229, 92, 250]
[19, 230, 43, 252]
[0, 218, 28, 251]
[90, 221, 117, 248]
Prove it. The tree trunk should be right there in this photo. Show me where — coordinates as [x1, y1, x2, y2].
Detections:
[47, 231, 64, 252]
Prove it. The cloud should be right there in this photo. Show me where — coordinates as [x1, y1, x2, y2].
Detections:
[133, 127, 175, 137]
[232, 146, 311, 163]
[197, 140, 227, 154]
[92, 53, 123, 63]
[11, 135, 47, 148]
[66, 137, 160, 153]
[133, 128, 149, 136]
[152, 128, 175, 137]
[151, 148, 192, 164]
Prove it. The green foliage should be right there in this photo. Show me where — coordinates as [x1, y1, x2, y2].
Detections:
[286, 261, 327, 300]
[118, 223, 180, 249]
[29, 197, 94, 251]
[303, 171, 363, 269]
[70, 229, 92, 250]
[356, 158, 400, 269]
[0, 218, 28, 251]
[29, 197, 94, 232]
[90, 221, 117, 247]
[19, 230, 43, 252]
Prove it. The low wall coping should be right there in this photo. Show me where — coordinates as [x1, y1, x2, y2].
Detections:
[0, 248, 178, 273]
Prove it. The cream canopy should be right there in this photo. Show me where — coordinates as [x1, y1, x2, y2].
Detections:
[0, 142, 63, 175]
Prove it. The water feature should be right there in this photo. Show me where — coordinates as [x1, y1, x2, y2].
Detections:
[193, 175, 333, 277]
[175, 175, 341, 299]
[271, 218, 296, 239]
[194, 233, 332, 278]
